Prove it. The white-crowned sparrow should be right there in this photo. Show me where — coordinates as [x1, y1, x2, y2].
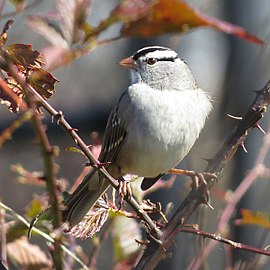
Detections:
[64, 46, 212, 226]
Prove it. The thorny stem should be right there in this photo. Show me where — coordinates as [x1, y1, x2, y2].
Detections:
[4, 56, 162, 241]
[189, 124, 270, 270]
[8, 65, 63, 269]
[181, 227, 270, 257]
[135, 80, 270, 269]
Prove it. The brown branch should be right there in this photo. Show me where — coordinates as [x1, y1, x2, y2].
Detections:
[0, 76, 27, 111]
[189, 125, 270, 270]
[2, 55, 161, 241]
[5, 62, 63, 269]
[135, 81, 270, 269]
[181, 227, 270, 257]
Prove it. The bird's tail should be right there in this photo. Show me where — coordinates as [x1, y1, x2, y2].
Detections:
[63, 170, 110, 227]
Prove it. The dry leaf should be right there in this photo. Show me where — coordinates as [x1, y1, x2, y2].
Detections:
[65, 197, 109, 239]
[113, 0, 263, 44]
[29, 70, 58, 99]
[0, 20, 59, 112]
[7, 236, 52, 270]
[6, 44, 45, 70]
[240, 208, 270, 229]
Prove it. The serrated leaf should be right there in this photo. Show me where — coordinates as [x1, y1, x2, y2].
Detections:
[6, 44, 45, 70]
[29, 69, 58, 99]
[113, 0, 263, 44]
[112, 216, 141, 262]
[7, 236, 52, 270]
[5, 221, 29, 243]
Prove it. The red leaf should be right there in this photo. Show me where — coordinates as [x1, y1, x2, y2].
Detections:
[117, 0, 263, 44]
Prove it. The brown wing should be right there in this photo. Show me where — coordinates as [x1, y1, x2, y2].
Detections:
[99, 95, 127, 167]
[64, 95, 127, 210]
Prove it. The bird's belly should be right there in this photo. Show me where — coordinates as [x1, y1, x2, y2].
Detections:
[118, 140, 189, 177]
[114, 87, 210, 177]
[116, 116, 197, 177]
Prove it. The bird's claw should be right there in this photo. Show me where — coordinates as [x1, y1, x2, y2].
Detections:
[117, 177, 132, 210]
[190, 172, 216, 210]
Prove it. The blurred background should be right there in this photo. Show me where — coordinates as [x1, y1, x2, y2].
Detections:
[1, 0, 270, 269]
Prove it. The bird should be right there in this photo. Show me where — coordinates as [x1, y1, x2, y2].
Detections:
[63, 46, 212, 227]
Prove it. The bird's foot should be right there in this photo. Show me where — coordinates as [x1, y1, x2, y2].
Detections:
[117, 176, 132, 210]
[168, 168, 217, 209]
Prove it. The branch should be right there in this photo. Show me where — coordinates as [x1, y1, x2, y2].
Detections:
[0, 76, 27, 111]
[4, 57, 162, 240]
[181, 227, 270, 256]
[189, 124, 270, 270]
[5, 59, 63, 269]
[135, 81, 270, 269]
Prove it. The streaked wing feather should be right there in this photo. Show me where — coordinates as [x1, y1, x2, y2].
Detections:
[99, 102, 127, 166]
[64, 97, 127, 210]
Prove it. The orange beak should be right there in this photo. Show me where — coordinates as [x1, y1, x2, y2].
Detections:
[119, 56, 136, 69]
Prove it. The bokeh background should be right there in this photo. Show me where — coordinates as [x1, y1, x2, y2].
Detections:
[1, 0, 270, 269]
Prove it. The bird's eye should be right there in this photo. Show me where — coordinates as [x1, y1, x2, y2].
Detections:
[146, 58, 157, 65]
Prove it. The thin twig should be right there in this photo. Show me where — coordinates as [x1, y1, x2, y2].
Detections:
[181, 227, 270, 257]
[4, 55, 63, 269]
[27, 101, 63, 269]
[4, 55, 162, 240]
[189, 124, 270, 270]
[0, 202, 89, 270]
[0, 76, 27, 111]
[0, 111, 33, 146]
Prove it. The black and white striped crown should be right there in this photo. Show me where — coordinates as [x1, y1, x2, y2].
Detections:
[133, 46, 179, 62]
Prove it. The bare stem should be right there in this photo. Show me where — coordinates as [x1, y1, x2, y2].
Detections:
[135, 81, 270, 269]
[181, 227, 270, 257]
[5, 61, 63, 269]
[3, 55, 161, 240]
